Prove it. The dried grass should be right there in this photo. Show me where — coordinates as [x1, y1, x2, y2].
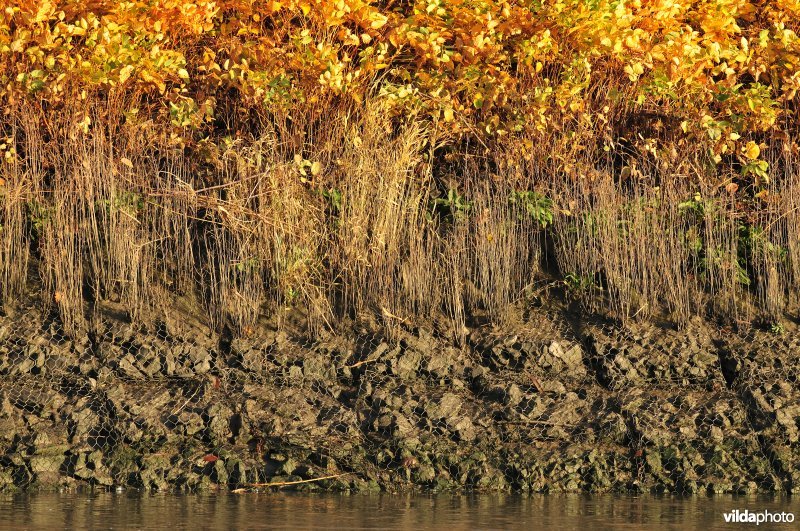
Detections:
[0, 95, 798, 337]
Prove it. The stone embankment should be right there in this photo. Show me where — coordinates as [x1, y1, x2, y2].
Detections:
[1, 301, 798, 494]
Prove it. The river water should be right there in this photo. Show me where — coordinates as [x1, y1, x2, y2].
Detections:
[0, 492, 797, 530]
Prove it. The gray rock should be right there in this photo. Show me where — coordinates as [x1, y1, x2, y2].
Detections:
[426, 393, 462, 421]
[303, 355, 336, 381]
[449, 416, 476, 441]
[505, 384, 523, 407]
[391, 350, 422, 378]
[393, 413, 416, 438]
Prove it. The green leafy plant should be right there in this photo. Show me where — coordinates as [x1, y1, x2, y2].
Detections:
[701, 245, 751, 287]
[678, 193, 706, 218]
[284, 285, 300, 305]
[233, 256, 260, 273]
[99, 190, 144, 219]
[432, 188, 472, 222]
[741, 159, 769, 181]
[510, 190, 553, 228]
[739, 224, 788, 264]
[26, 200, 52, 236]
[770, 321, 785, 335]
[319, 187, 342, 214]
[564, 272, 598, 294]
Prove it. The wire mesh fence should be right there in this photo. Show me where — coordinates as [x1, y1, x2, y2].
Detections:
[0, 299, 797, 494]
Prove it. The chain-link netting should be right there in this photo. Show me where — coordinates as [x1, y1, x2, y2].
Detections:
[0, 300, 797, 494]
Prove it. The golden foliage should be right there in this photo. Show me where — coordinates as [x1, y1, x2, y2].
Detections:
[1, 1, 799, 166]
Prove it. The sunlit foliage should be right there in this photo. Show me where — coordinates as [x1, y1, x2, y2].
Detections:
[1, 1, 799, 171]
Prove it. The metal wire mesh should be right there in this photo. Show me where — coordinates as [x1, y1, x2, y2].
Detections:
[0, 300, 796, 494]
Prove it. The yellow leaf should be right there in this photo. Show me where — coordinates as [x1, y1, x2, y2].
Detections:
[310, 161, 321, 176]
[121, 157, 133, 168]
[119, 65, 134, 83]
[443, 107, 454, 122]
[34, 1, 54, 23]
[744, 141, 760, 160]
[370, 15, 388, 29]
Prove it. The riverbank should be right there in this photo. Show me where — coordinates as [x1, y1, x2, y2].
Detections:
[1, 296, 798, 494]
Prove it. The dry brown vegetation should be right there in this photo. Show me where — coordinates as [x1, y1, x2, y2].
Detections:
[1, 95, 799, 339]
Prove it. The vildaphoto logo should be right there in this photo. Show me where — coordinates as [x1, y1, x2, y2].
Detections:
[723, 509, 795, 525]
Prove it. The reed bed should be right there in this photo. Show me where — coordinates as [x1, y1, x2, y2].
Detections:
[1, 96, 798, 338]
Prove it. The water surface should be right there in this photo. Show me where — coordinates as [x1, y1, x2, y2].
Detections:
[1, 492, 797, 530]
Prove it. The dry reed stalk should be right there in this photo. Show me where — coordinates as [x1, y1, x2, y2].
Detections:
[0, 113, 31, 309]
[1, 91, 799, 338]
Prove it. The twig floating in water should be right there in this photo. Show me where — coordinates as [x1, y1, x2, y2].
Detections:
[240, 472, 351, 489]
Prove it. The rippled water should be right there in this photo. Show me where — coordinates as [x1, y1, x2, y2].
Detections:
[1, 492, 797, 530]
